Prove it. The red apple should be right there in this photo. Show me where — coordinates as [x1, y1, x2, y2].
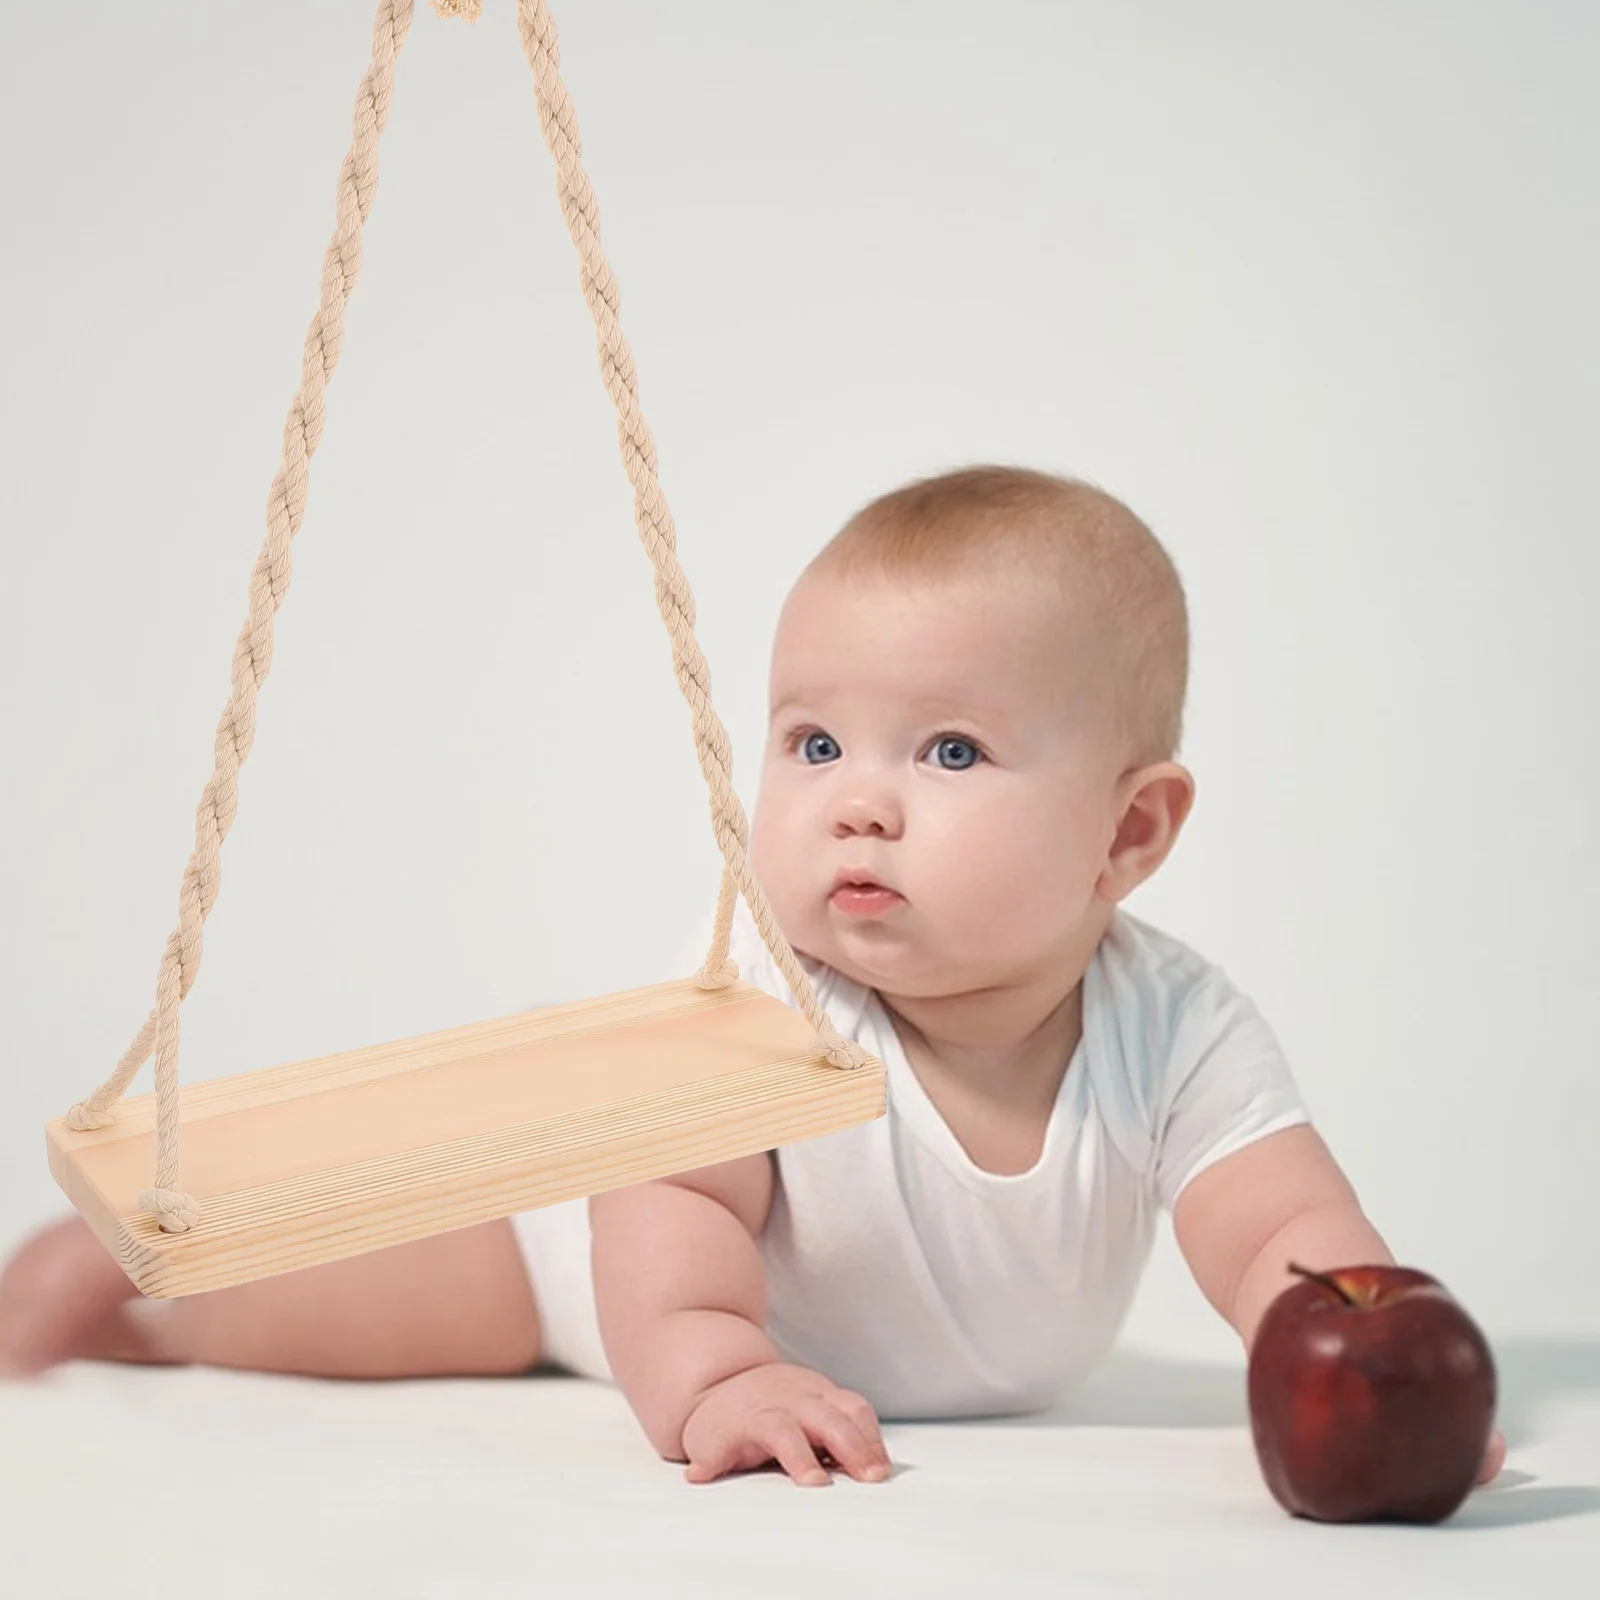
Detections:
[1247, 1263, 1497, 1524]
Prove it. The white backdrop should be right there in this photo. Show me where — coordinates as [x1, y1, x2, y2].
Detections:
[1, 0, 1595, 1368]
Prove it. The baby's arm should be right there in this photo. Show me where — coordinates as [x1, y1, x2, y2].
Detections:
[589, 1156, 891, 1485]
[1172, 1123, 1387, 1348]
[1172, 1123, 1505, 1483]
[590, 1156, 778, 1455]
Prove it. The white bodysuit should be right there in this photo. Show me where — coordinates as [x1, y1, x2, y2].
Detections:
[512, 896, 1311, 1420]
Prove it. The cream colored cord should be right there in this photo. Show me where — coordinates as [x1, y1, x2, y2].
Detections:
[63, 0, 866, 1237]
[506, 0, 870, 1071]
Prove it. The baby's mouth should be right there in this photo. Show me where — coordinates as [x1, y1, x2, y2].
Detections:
[828, 880, 905, 916]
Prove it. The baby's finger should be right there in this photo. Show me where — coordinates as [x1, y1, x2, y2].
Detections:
[833, 1390, 889, 1452]
[683, 1430, 744, 1484]
[1475, 1426, 1507, 1486]
[802, 1399, 892, 1482]
[683, 1418, 773, 1485]
[755, 1411, 831, 1487]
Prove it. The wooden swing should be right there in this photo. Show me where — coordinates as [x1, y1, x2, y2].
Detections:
[46, 0, 886, 1301]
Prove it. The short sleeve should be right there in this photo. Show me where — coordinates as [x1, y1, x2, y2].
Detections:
[1153, 969, 1312, 1211]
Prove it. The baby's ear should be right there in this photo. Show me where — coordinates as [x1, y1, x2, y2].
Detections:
[1096, 762, 1196, 903]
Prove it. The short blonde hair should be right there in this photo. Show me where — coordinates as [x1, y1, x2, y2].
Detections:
[802, 464, 1189, 766]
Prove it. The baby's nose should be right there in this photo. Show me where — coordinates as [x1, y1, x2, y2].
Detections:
[831, 791, 903, 837]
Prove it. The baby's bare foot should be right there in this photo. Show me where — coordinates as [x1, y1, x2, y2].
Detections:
[0, 1216, 177, 1378]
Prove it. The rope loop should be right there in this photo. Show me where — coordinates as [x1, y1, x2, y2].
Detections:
[811, 1026, 873, 1072]
[65, 1102, 116, 1132]
[135, 1187, 202, 1235]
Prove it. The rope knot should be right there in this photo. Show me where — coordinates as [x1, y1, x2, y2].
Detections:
[137, 1187, 201, 1234]
[429, 0, 482, 19]
[811, 1025, 871, 1072]
[65, 1101, 116, 1132]
[691, 956, 740, 990]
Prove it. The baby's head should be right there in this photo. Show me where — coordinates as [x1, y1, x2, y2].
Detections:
[749, 465, 1195, 1003]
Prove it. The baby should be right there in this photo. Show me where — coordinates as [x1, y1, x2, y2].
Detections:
[0, 465, 1504, 1491]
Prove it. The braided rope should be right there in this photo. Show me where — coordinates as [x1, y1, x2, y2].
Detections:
[65, 0, 868, 1238]
[63, 0, 420, 1231]
[511, 0, 869, 1072]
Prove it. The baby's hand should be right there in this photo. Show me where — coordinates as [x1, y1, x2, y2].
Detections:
[1477, 1425, 1507, 1487]
[680, 1361, 893, 1487]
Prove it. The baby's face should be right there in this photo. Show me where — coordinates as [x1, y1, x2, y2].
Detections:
[750, 568, 1129, 999]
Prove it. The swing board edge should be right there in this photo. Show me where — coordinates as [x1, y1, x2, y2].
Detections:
[49, 971, 737, 1141]
[47, 977, 887, 1298]
[52, 1061, 884, 1299]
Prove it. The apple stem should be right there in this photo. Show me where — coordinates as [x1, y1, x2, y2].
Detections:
[1286, 1261, 1357, 1306]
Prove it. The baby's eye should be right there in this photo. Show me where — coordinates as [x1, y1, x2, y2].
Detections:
[788, 728, 984, 770]
[796, 729, 841, 765]
[927, 736, 983, 771]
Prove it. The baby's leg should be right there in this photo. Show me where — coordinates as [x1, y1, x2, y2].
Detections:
[0, 1215, 542, 1381]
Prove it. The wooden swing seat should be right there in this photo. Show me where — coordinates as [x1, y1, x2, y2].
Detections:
[48, 977, 886, 1299]
[51, 1, 888, 1295]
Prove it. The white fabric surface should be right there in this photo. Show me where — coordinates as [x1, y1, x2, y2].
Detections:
[516, 896, 1310, 1416]
[8, 918, 1592, 1597]
[2, 1341, 1595, 1599]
